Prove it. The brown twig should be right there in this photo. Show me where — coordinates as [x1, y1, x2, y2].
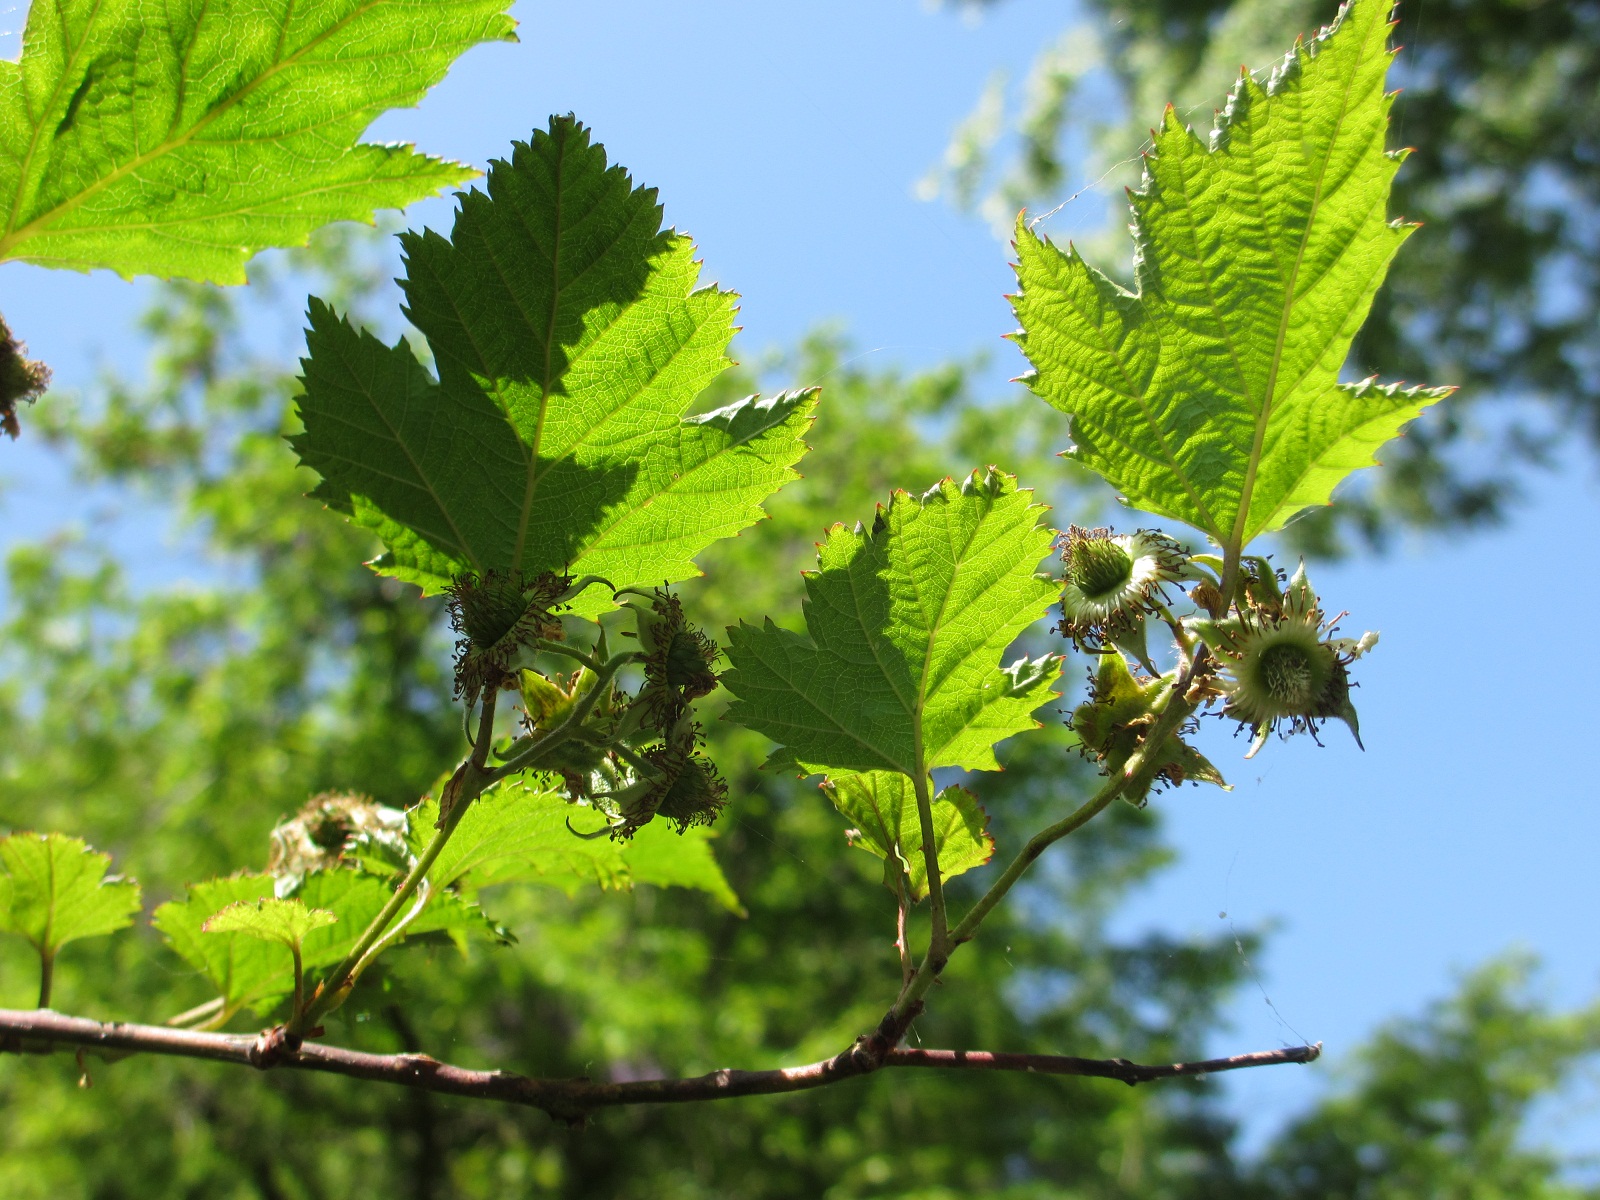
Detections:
[0, 1008, 1320, 1123]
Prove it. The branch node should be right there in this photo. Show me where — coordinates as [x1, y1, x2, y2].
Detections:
[249, 1025, 300, 1069]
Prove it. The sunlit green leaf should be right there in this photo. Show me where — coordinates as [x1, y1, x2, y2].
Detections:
[408, 774, 740, 907]
[291, 117, 815, 610]
[723, 469, 1061, 777]
[0, 0, 516, 281]
[153, 875, 287, 1016]
[1011, 0, 1451, 554]
[203, 897, 336, 945]
[0, 832, 141, 955]
[823, 771, 994, 901]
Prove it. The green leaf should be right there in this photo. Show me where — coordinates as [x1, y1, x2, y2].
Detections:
[0, 0, 516, 282]
[0, 832, 141, 955]
[203, 897, 337, 946]
[723, 468, 1062, 777]
[408, 774, 740, 907]
[158, 869, 499, 1017]
[622, 821, 745, 916]
[154, 875, 288, 1016]
[411, 776, 629, 893]
[822, 771, 994, 901]
[1010, 0, 1451, 554]
[291, 117, 815, 609]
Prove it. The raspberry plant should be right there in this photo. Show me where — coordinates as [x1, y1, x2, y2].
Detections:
[0, 0, 1448, 1122]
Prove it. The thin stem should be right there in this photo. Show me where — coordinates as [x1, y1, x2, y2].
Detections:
[1217, 544, 1241, 618]
[0, 1007, 1320, 1120]
[491, 653, 636, 781]
[889, 688, 1203, 1025]
[346, 880, 432, 992]
[894, 875, 913, 988]
[165, 997, 225, 1029]
[533, 638, 606, 674]
[295, 798, 469, 1033]
[37, 949, 54, 1010]
[290, 943, 305, 1021]
[909, 768, 950, 966]
[295, 691, 500, 1033]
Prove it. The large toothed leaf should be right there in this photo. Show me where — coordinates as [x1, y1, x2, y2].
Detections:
[292, 117, 815, 610]
[154, 875, 287, 1016]
[1011, 0, 1451, 555]
[0, 832, 141, 956]
[823, 771, 994, 901]
[0, 0, 516, 281]
[407, 775, 740, 909]
[723, 469, 1061, 777]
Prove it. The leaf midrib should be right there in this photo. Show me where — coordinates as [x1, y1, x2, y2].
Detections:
[515, 128, 571, 568]
[0, 0, 387, 260]
[1226, 24, 1374, 557]
[905, 493, 990, 772]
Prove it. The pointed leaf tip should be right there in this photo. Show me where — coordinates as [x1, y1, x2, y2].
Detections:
[1010, 0, 1448, 555]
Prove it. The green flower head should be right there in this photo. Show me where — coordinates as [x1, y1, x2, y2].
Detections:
[1192, 564, 1378, 758]
[1056, 526, 1188, 649]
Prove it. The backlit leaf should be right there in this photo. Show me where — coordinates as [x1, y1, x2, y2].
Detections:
[408, 774, 740, 908]
[1011, 0, 1451, 554]
[0, 832, 141, 955]
[291, 117, 815, 610]
[0, 0, 515, 281]
[823, 771, 994, 901]
[154, 875, 286, 1016]
[203, 897, 336, 946]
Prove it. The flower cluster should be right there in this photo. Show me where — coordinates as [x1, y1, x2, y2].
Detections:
[1055, 526, 1189, 667]
[510, 586, 726, 839]
[618, 587, 721, 732]
[1069, 650, 1222, 802]
[1054, 523, 1380, 783]
[266, 792, 411, 895]
[447, 569, 571, 706]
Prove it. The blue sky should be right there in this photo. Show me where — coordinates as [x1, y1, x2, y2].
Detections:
[4, 0, 1598, 1157]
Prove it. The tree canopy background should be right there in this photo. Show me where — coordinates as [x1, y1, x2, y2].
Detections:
[2, 0, 1599, 1194]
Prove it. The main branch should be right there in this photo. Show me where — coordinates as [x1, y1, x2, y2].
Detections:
[0, 1009, 1319, 1123]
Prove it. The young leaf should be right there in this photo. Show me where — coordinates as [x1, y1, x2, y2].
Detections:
[408, 775, 741, 907]
[0, 0, 516, 281]
[291, 869, 504, 963]
[154, 875, 289, 1016]
[292, 117, 816, 611]
[823, 771, 994, 901]
[0, 832, 141, 956]
[158, 870, 497, 1019]
[203, 898, 337, 946]
[723, 469, 1061, 778]
[1011, 0, 1452, 557]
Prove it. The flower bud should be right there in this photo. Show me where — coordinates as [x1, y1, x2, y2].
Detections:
[1057, 527, 1189, 650]
[619, 587, 721, 731]
[1192, 563, 1376, 757]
